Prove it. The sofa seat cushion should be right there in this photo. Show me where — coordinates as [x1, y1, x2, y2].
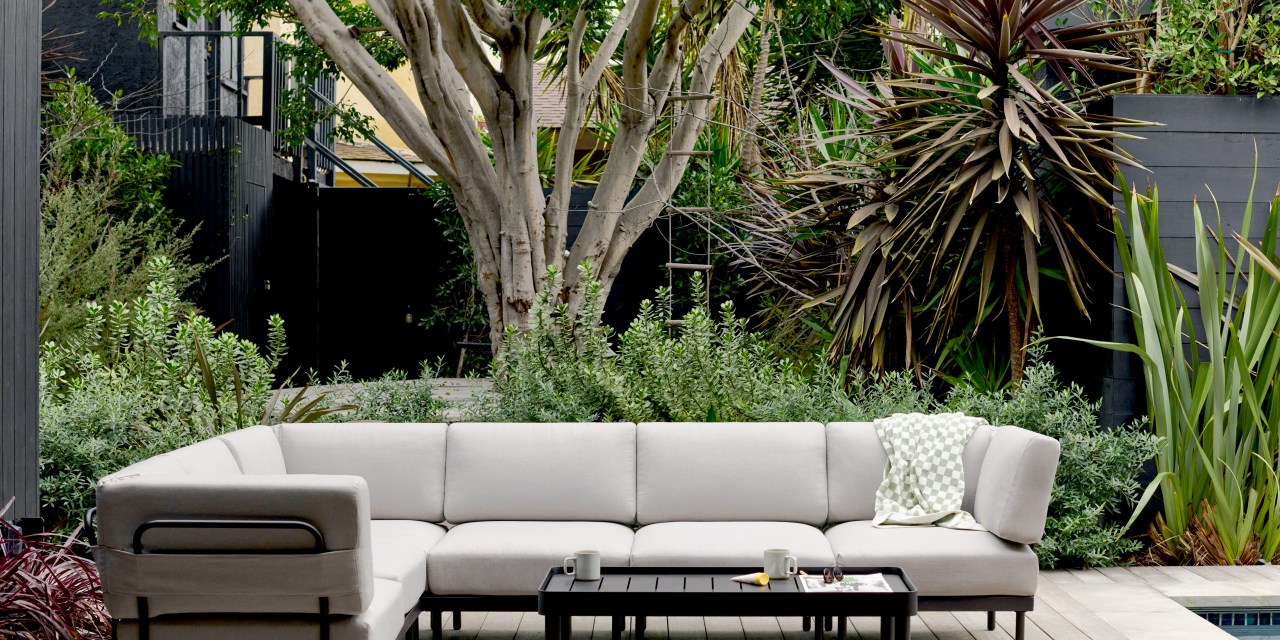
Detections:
[114, 578, 405, 640]
[370, 521, 444, 613]
[630, 522, 835, 568]
[824, 521, 1038, 596]
[427, 522, 633, 595]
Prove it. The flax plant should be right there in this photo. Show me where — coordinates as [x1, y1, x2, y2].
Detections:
[1073, 173, 1280, 564]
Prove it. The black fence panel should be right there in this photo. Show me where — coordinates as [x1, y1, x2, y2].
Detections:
[0, 0, 42, 520]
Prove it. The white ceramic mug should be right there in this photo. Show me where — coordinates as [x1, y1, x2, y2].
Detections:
[763, 548, 798, 580]
[564, 549, 602, 581]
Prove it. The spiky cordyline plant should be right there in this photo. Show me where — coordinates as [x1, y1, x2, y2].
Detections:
[787, 0, 1152, 382]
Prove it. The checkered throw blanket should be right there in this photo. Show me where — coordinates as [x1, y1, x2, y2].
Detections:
[872, 412, 987, 530]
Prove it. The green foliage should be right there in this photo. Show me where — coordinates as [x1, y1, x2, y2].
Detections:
[38, 257, 286, 532]
[471, 265, 860, 422]
[1149, 0, 1280, 95]
[945, 343, 1158, 568]
[1064, 175, 1280, 565]
[781, 0, 1147, 381]
[40, 76, 205, 344]
[327, 361, 449, 423]
[1094, 0, 1280, 95]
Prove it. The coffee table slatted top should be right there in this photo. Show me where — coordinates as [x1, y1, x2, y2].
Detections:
[546, 572, 911, 594]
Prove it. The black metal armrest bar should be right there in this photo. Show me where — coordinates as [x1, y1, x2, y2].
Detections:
[132, 519, 325, 554]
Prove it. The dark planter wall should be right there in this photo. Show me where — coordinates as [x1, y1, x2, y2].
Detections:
[1, 0, 42, 520]
[1096, 94, 1280, 428]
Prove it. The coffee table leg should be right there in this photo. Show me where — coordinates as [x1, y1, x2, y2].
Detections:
[813, 618, 824, 640]
[612, 616, 624, 640]
[544, 615, 559, 640]
[636, 616, 647, 640]
[894, 616, 908, 640]
[802, 617, 811, 632]
[836, 616, 847, 640]
[879, 616, 892, 640]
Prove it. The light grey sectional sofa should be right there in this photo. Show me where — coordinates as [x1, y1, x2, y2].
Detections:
[94, 420, 1060, 640]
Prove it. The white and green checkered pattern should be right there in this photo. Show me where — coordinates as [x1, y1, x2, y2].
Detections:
[872, 412, 986, 530]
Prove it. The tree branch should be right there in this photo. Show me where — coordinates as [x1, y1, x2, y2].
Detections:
[648, 0, 710, 113]
[462, 0, 514, 44]
[362, 0, 407, 50]
[286, 0, 456, 184]
[599, 0, 759, 285]
[434, 0, 502, 121]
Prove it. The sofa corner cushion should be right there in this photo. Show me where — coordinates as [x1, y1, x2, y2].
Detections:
[163, 438, 243, 476]
[444, 423, 637, 524]
[637, 422, 827, 525]
[370, 520, 445, 611]
[824, 521, 1038, 597]
[278, 422, 448, 522]
[111, 578, 406, 640]
[825, 422, 995, 522]
[217, 425, 287, 474]
[974, 425, 1061, 544]
[630, 522, 834, 568]
[427, 521, 633, 596]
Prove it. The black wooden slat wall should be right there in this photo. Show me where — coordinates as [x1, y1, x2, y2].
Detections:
[1099, 95, 1280, 428]
[123, 115, 290, 346]
[0, 0, 42, 518]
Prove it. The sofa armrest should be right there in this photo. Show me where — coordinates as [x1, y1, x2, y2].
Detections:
[973, 426, 1060, 544]
[94, 474, 374, 618]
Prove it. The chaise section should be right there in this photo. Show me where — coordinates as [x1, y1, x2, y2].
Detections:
[95, 473, 375, 618]
[630, 521, 834, 567]
[427, 521, 634, 595]
[824, 521, 1038, 596]
[112, 578, 406, 640]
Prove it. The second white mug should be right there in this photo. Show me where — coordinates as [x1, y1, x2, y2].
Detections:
[763, 548, 798, 579]
[564, 549, 602, 581]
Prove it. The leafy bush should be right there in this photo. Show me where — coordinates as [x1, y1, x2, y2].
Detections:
[39, 257, 285, 531]
[944, 344, 1159, 568]
[0, 501, 110, 638]
[476, 266, 942, 423]
[40, 75, 205, 345]
[327, 361, 449, 423]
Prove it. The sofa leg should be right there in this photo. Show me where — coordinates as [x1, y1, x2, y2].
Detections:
[802, 617, 811, 632]
[987, 611, 996, 630]
[454, 612, 463, 630]
[431, 610, 443, 640]
[1015, 611, 1025, 640]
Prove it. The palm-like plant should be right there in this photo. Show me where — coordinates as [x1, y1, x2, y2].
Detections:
[789, 0, 1151, 382]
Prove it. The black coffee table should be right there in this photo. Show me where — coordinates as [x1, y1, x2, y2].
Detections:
[537, 567, 917, 640]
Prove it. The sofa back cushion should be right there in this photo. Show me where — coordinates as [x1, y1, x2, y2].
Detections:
[826, 421, 994, 522]
[158, 438, 243, 476]
[217, 425, 287, 474]
[444, 423, 637, 524]
[278, 422, 447, 522]
[636, 422, 828, 526]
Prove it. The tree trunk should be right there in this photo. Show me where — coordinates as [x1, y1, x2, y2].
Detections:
[741, 0, 772, 174]
[1003, 224, 1026, 386]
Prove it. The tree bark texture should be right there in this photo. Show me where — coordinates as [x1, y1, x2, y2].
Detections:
[287, 0, 759, 346]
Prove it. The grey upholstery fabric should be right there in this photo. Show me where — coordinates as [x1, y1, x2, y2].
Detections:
[279, 422, 448, 522]
[637, 422, 827, 525]
[105, 454, 188, 479]
[94, 474, 375, 619]
[217, 425, 287, 474]
[112, 578, 405, 640]
[826, 422, 994, 522]
[973, 425, 1061, 544]
[630, 522, 835, 567]
[162, 438, 243, 475]
[824, 521, 1038, 596]
[427, 521, 633, 595]
[444, 423, 636, 524]
[369, 520, 444, 610]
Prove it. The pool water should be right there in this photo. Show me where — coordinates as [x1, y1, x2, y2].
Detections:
[1195, 608, 1280, 638]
